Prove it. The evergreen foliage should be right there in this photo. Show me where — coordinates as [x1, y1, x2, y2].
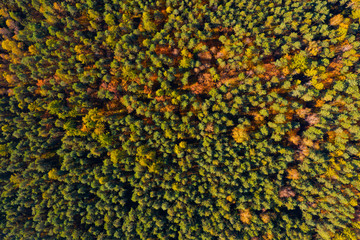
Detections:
[0, 0, 360, 239]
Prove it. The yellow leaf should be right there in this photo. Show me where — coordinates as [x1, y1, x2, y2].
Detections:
[48, 169, 58, 180]
[260, 213, 271, 223]
[305, 68, 318, 77]
[232, 127, 249, 143]
[287, 169, 300, 180]
[226, 195, 234, 203]
[166, 7, 173, 13]
[349, 198, 357, 207]
[240, 209, 252, 224]
[99, 177, 107, 184]
[330, 14, 343, 26]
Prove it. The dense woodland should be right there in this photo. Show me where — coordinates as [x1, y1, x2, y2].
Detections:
[1, 0, 360, 239]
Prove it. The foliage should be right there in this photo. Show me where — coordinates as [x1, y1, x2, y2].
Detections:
[0, 0, 360, 239]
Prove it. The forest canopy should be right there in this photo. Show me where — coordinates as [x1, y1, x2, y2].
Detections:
[1, 0, 360, 239]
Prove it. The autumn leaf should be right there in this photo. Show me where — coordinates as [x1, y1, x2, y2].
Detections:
[232, 127, 249, 143]
[287, 169, 300, 180]
[240, 209, 252, 224]
[330, 14, 343, 26]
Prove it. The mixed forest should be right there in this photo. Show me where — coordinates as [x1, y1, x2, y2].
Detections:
[1, 0, 360, 239]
